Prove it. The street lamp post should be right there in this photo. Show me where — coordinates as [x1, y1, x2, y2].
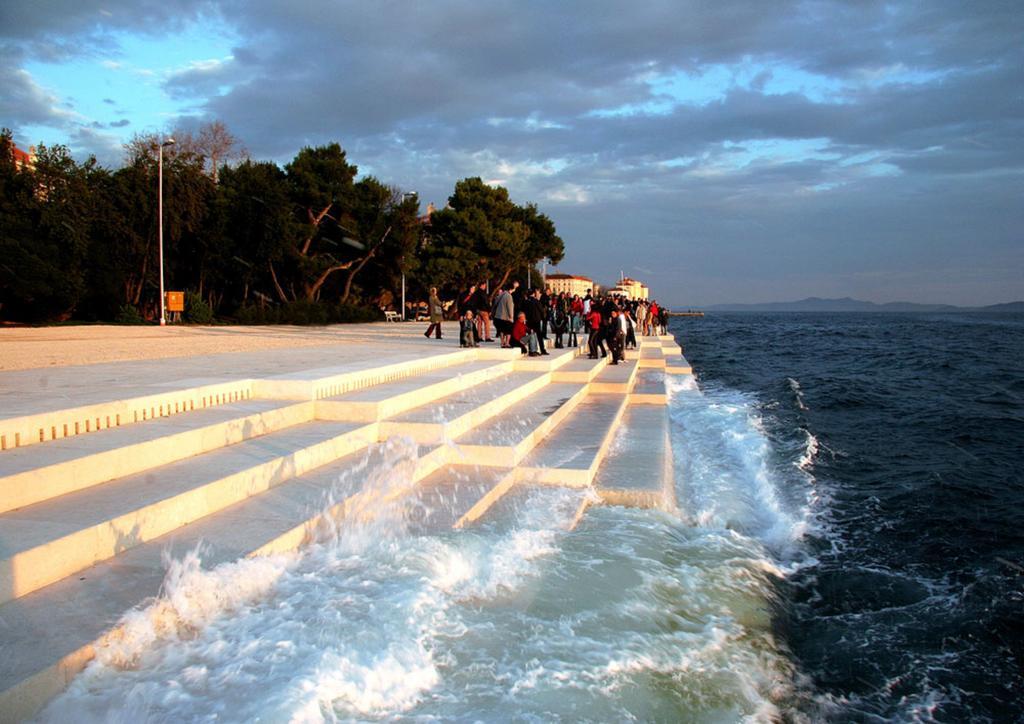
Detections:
[157, 137, 175, 326]
[401, 191, 418, 320]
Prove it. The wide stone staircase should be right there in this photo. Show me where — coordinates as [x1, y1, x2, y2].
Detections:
[0, 334, 691, 721]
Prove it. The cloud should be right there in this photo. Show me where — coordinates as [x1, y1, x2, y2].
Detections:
[0, 0, 1021, 304]
[0, 61, 78, 129]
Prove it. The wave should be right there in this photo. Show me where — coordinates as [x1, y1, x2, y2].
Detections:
[788, 377, 809, 411]
[41, 442, 586, 722]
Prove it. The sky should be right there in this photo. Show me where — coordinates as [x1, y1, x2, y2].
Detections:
[1, 1, 1021, 307]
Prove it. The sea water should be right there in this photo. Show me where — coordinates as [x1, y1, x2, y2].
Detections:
[39, 313, 1022, 721]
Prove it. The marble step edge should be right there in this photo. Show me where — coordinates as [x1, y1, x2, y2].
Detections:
[0, 348, 494, 454]
[448, 382, 593, 468]
[0, 379, 257, 453]
[254, 349, 482, 401]
[0, 422, 379, 606]
[377, 370, 554, 445]
[589, 360, 640, 394]
[315, 358, 518, 423]
[550, 355, 609, 383]
[516, 392, 631, 487]
[665, 355, 692, 374]
[595, 406, 678, 512]
[0, 401, 315, 515]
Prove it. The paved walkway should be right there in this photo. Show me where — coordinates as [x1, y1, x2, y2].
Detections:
[0, 323, 464, 419]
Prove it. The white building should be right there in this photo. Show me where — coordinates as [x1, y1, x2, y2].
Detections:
[608, 276, 649, 300]
[545, 273, 595, 298]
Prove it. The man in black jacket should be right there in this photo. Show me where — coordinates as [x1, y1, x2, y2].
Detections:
[523, 288, 548, 355]
[539, 286, 552, 342]
[471, 281, 492, 342]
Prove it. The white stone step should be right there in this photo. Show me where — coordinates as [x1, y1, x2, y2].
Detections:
[451, 382, 589, 467]
[665, 354, 693, 374]
[589, 358, 638, 393]
[0, 399, 313, 514]
[381, 371, 549, 444]
[0, 420, 376, 605]
[551, 355, 607, 382]
[630, 369, 668, 405]
[316, 359, 514, 421]
[406, 465, 512, 534]
[594, 405, 676, 510]
[517, 394, 629, 486]
[0, 379, 258, 452]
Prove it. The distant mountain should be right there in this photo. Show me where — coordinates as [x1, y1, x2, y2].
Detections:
[705, 297, 1024, 312]
[981, 301, 1024, 313]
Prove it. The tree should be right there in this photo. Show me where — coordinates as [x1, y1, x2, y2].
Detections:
[0, 132, 104, 321]
[100, 141, 214, 317]
[171, 120, 243, 183]
[278, 143, 359, 301]
[214, 159, 301, 307]
[334, 179, 421, 304]
[423, 177, 565, 295]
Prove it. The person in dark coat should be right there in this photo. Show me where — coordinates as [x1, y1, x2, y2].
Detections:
[539, 286, 552, 341]
[523, 288, 548, 355]
[551, 303, 568, 348]
[471, 281, 492, 342]
[607, 309, 626, 364]
[458, 284, 476, 319]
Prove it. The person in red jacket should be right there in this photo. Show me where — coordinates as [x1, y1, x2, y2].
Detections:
[511, 312, 537, 355]
[587, 307, 603, 359]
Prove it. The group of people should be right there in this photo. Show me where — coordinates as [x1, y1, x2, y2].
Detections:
[424, 282, 669, 365]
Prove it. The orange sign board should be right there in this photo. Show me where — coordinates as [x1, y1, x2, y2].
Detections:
[166, 291, 185, 313]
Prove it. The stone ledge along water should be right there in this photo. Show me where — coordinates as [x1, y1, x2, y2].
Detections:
[0, 323, 690, 722]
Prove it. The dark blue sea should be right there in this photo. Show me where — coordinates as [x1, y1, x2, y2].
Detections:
[672, 312, 1024, 721]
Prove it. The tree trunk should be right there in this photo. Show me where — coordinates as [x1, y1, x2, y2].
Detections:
[268, 261, 289, 303]
[303, 261, 354, 301]
[494, 266, 514, 298]
[339, 226, 392, 303]
[300, 204, 334, 256]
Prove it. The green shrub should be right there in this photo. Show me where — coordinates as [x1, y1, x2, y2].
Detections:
[234, 300, 380, 325]
[183, 290, 215, 324]
[114, 303, 145, 325]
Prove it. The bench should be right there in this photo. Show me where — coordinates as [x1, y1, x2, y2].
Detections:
[384, 310, 401, 323]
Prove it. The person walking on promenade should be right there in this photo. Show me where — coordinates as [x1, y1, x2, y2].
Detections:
[472, 280, 493, 342]
[492, 284, 515, 347]
[523, 288, 548, 355]
[423, 287, 444, 339]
